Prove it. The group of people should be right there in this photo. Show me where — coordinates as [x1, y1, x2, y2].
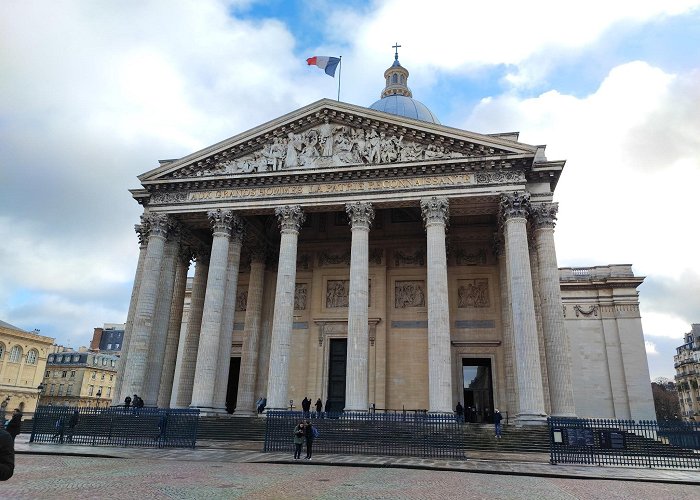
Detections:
[455, 403, 503, 438]
[124, 394, 145, 411]
[293, 419, 318, 460]
[301, 397, 326, 417]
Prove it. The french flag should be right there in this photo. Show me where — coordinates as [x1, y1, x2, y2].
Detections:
[306, 56, 341, 77]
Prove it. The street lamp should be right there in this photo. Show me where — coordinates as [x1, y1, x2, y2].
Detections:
[95, 389, 102, 408]
[36, 383, 45, 406]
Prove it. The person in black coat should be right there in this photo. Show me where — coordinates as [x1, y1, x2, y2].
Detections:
[5, 409, 22, 441]
[303, 420, 315, 460]
[455, 402, 464, 423]
[0, 426, 14, 481]
[301, 397, 311, 417]
[315, 398, 323, 418]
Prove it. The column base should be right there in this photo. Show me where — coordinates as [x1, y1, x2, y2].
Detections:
[515, 413, 548, 426]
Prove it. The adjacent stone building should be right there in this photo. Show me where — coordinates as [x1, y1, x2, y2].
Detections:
[89, 323, 125, 356]
[41, 351, 119, 408]
[0, 320, 54, 417]
[674, 324, 700, 422]
[117, 53, 655, 423]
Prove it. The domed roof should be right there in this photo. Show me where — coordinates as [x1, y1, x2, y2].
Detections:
[369, 95, 441, 124]
[368, 46, 440, 124]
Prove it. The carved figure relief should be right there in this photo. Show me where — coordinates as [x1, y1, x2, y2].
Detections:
[394, 249, 425, 267]
[171, 122, 471, 178]
[457, 279, 490, 308]
[394, 281, 426, 308]
[294, 284, 307, 311]
[574, 305, 598, 317]
[318, 250, 351, 266]
[326, 280, 349, 308]
[235, 290, 248, 312]
[454, 247, 488, 266]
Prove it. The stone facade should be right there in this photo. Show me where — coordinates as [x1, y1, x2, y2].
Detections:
[117, 59, 655, 423]
[0, 320, 54, 418]
[674, 324, 700, 422]
[41, 352, 119, 408]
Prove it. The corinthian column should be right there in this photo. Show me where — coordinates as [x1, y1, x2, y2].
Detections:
[191, 209, 237, 411]
[157, 244, 191, 407]
[495, 233, 518, 416]
[344, 201, 374, 411]
[235, 245, 267, 415]
[171, 247, 209, 407]
[420, 197, 453, 413]
[532, 203, 577, 417]
[119, 213, 170, 401]
[500, 193, 546, 425]
[266, 205, 305, 410]
[114, 223, 148, 402]
[142, 222, 181, 405]
[212, 218, 245, 412]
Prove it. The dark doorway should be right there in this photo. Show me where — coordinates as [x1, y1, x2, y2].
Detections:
[326, 339, 347, 413]
[226, 357, 241, 414]
[462, 358, 494, 423]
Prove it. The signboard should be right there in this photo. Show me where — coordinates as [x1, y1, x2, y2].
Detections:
[564, 428, 594, 447]
[599, 430, 626, 449]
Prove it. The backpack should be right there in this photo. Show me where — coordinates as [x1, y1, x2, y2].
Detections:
[312, 426, 320, 438]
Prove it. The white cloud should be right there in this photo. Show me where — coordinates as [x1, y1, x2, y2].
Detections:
[645, 341, 659, 355]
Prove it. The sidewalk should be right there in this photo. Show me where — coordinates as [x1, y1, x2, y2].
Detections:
[13, 435, 700, 485]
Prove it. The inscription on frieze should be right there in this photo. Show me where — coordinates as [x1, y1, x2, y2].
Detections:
[457, 279, 490, 308]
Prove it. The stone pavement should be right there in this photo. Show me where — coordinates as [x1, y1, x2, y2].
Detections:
[13, 435, 699, 485]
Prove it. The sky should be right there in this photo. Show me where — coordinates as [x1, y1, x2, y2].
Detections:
[1, 0, 698, 381]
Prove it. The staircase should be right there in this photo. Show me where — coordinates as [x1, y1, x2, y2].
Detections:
[196, 415, 267, 442]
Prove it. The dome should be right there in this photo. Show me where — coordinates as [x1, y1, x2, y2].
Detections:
[368, 46, 440, 124]
[370, 95, 441, 124]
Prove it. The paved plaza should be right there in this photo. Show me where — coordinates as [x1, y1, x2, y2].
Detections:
[5, 454, 699, 500]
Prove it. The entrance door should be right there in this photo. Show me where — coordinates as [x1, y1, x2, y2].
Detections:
[226, 357, 241, 414]
[462, 358, 494, 423]
[326, 339, 347, 413]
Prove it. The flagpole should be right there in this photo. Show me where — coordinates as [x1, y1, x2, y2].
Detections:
[337, 56, 342, 101]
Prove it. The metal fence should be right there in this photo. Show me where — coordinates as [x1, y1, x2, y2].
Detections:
[264, 411, 466, 459]
[30, 406, 199, 449]
[548, 417, 700, 469]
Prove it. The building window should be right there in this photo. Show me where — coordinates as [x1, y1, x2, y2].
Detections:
[70, 371, 75, 378]
[107, 343, 112, 350]
[91, 372, 96, 379]
[45, 370, 50, 377]
[67, 384, 73, 396]
[111, 360, 115, 367]
[102, 358, 107, 366]
[49, 384, 56, 395]
[27, 349, 38, 364]
[109, 375, 113, 381]
[61, 371, 67, 378]
[0, 343, 5, 359]
[56, 355, 63, 363]
[73, 355, 80, 362]
[115, 344, 120, 350]
[93, 357, 98, 366]
[58, 384, 64, 396]
[88, 385, 94, 396]
[107, 387, 111, 397]
[9, 346, 22, 363]
[101, 373, 105, 380]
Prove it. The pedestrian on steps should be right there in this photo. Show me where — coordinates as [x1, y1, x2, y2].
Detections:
[494, 408, 503, 438]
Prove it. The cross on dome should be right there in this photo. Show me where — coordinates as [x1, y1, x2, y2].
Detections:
[392, 42, 401, 61]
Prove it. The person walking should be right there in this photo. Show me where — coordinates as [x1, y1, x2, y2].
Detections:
[51, 417, 65, 443]
[494, 408, 503, 438]
[315, 398, 322, 418]
[455, 402, 464, 424]
[67, 410, 80, 443]
[304, 419, 316, 460]
[124, 395, 132, 411]
[5, 409, 22, 442]
[293, 421, 305, 459]
[301, 397, 311, 418]
[0, 425, 13, 481]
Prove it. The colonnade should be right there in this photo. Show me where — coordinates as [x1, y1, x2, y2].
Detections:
[116, 192, 576, 422]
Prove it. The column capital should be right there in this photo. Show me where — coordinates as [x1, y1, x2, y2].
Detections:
[346, 201, 375, 229]
[420, 196, 449, 226]
[134, 223, 148, 247]
[531, 202, 559, 230]
[207, 209, 235, 237]
[499, 192, 531, 221]
[141, 213, 171, 239]
[275, 205, 305, 233]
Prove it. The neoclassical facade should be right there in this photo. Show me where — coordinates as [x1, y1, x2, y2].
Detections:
[117, 56, 654, 423]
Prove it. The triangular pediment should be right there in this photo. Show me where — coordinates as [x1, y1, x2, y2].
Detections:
[139, 99, 540, 184]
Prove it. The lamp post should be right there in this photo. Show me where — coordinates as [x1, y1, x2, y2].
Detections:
[95, 389, 102, 409]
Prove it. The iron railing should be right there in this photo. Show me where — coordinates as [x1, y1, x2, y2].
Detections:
[548, 417, 700, 469]
[30, 405, 199, 449]
[264, 410, 466, 459]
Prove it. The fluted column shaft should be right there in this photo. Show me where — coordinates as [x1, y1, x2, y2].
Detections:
[421, 197, 453, 413]
[532, 203, 577, 417]
[266, 205, 305, 410]
[119, 213, 170, 401]
[212, 221, 245, 411]
[171, 252, 208, 407]
[142, 227, 181, 405]
[191, 210, 237, 410]
[501, 193, 546, 424]
[157, 247, 191, 407]
[114, 224, 148, 402]
[496, 235, 519, 415]
[235, 249, 266, 415]
[345, 201, 374, 411]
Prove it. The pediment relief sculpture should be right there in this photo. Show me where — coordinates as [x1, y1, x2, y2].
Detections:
[165, 120, 507, 179]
